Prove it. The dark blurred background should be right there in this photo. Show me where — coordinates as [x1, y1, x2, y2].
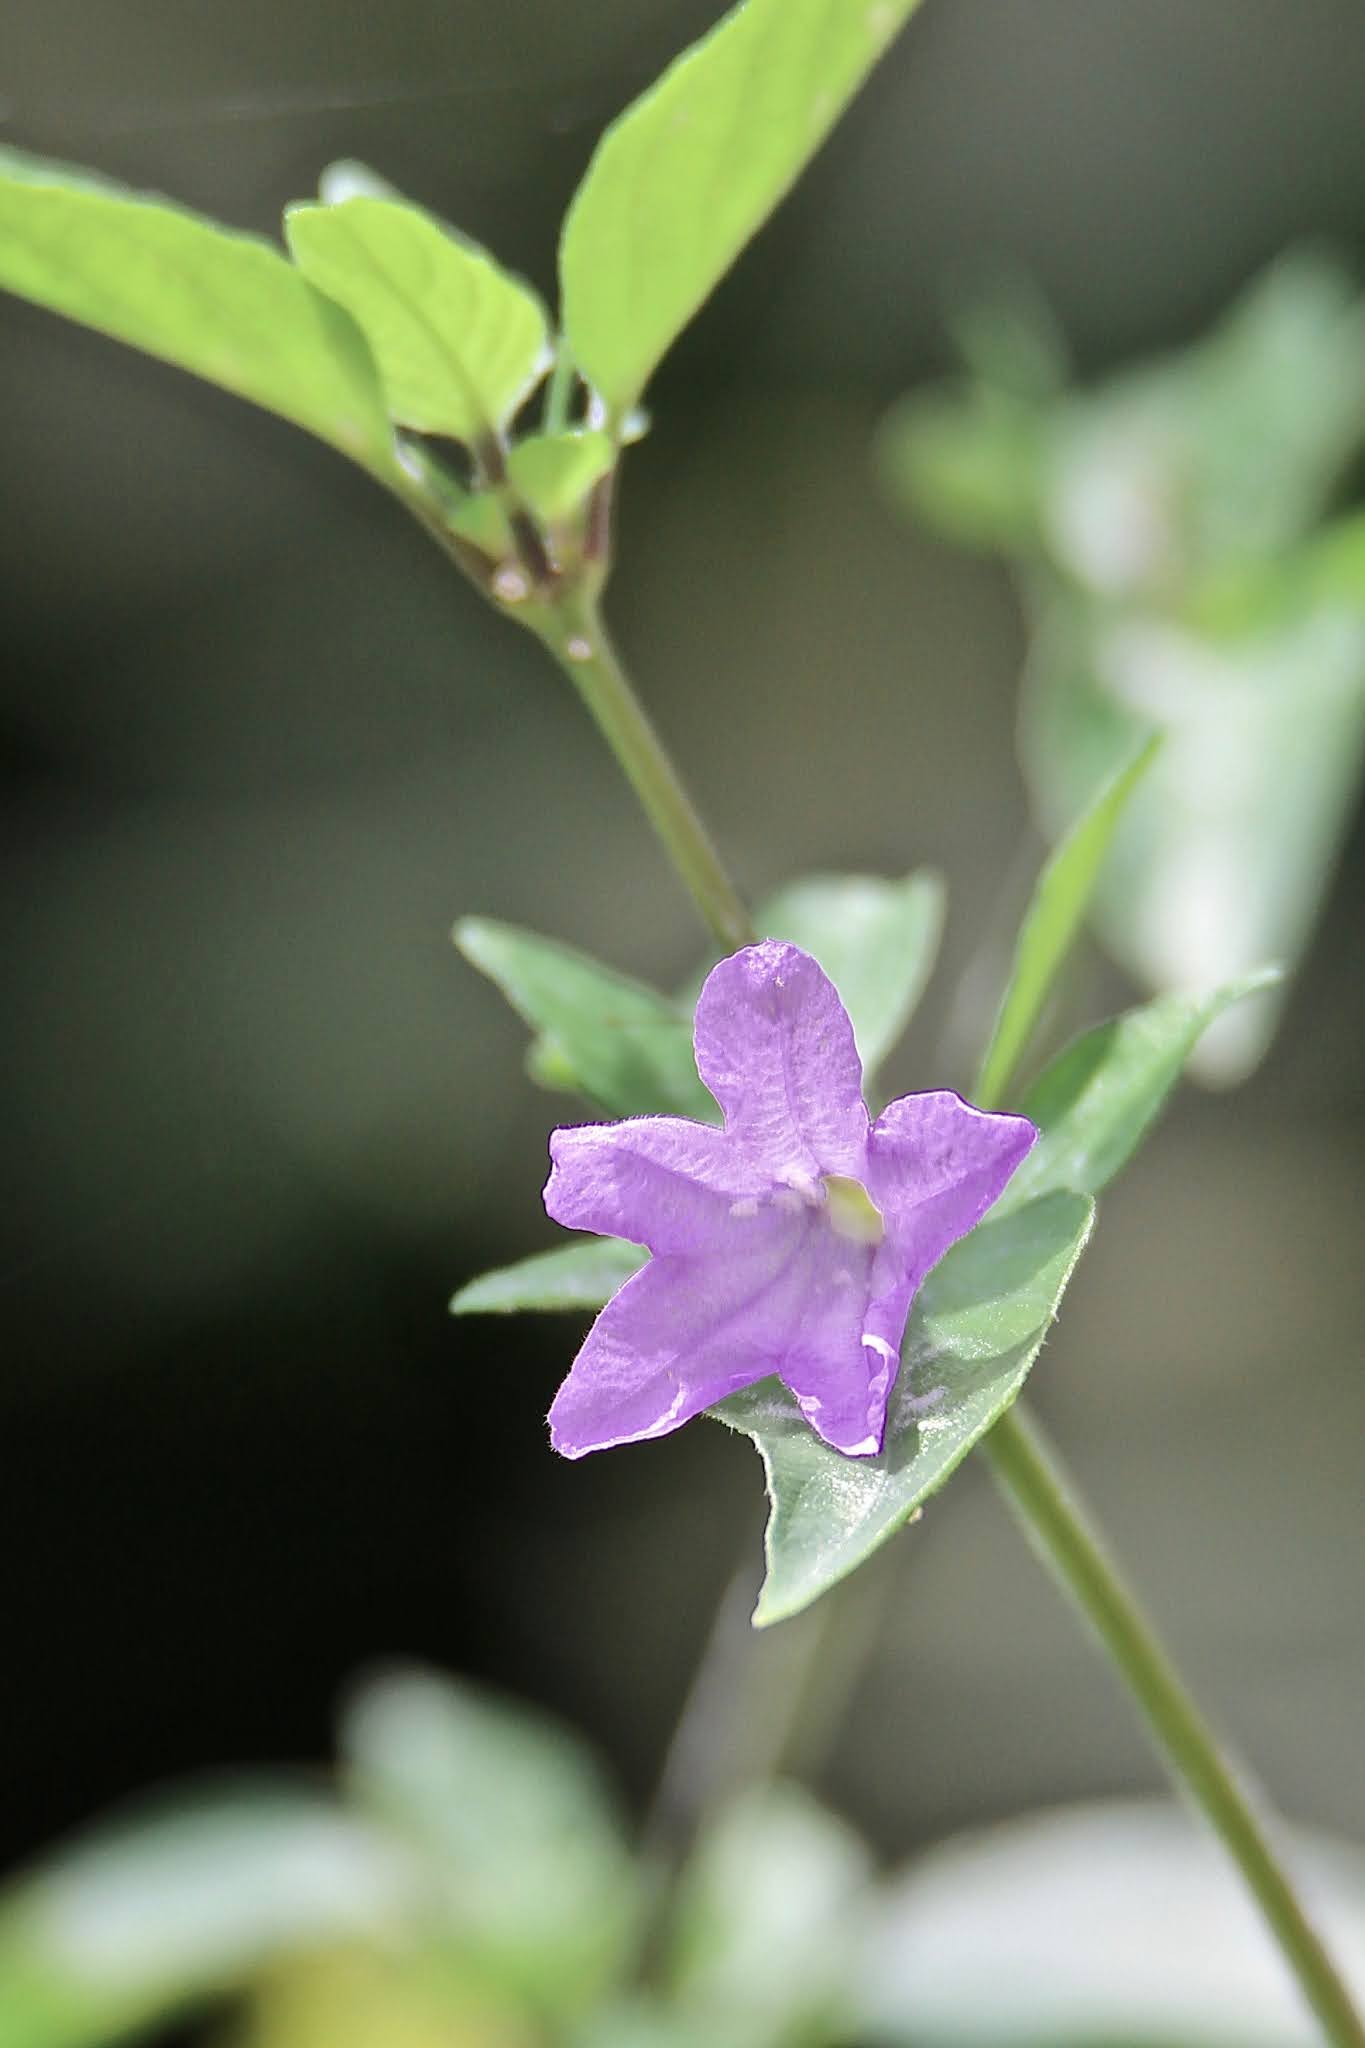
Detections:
[2, 0, 1363, 1879]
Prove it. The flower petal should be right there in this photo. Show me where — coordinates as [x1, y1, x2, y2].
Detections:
[866, 1090, 1036, 1282]
[693, 942, 868, 1182]
[772, 1227, 895, 1457]
[548, 1222, 801, 1457]
[544, 1115, 759, 1255]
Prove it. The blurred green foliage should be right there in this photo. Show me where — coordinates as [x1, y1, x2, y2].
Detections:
[2, 1666, 1363, 2048]
[881, 254, 1365, 1081]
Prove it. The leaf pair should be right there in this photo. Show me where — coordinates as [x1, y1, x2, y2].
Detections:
[0, 0, 926, 532]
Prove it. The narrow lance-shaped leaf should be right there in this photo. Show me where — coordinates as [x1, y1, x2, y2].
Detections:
[560, 0, 925, 417]
[717, 1191, 1095, 1626]
[0, 146, 396, 475]
[286, 197, 550, 444]
[455, 917, 712, 1119]
[974, 735, 1159, 1109]
[451, 1236, 646, 1316]
[996, 969, 1282, 1216]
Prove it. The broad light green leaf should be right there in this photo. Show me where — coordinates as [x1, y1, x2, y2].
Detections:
[973, 736, 1158, 1109]
[341, 1669, 636, 2010]
[859, 1801, 1365, 2046]
[0, 1792, 411, 2048]
[998, 971, 1281, 1217]
[1022, 599, 1365, 1084]
[717, 1191, 1094, 1626]
[560, 0, 923, 416]
[0, 146, 396, 474]
[754, 871, 944, 1085]
[507, 430, 614, 523]
[451, 1235, 645, 1315]
[285, 198, 550, 442]
[667, 1785, 872, 2041]
[456, 917, 712, 1119]
[1042, 253, 1365, 594]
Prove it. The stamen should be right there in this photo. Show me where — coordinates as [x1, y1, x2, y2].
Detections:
[823, 1174, 885, 1246]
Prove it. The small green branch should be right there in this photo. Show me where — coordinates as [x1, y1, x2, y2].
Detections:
[539, 598, 755, 952]
[984, 1402, 1365, 2048]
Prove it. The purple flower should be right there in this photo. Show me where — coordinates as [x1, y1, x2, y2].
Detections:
[544, 942, 1035, 1460]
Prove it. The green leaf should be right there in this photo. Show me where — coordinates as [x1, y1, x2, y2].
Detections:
[0, 145, 396, 474]
[451, 1235, 646, 1315]
[340, 1669, 636, 2011]
[446, 489, 516, 562]
[506, 430, 614, 523]
[455, 917, 713, 1119]
[717, 1191, 1094, 1626]
[0, 1792, 409, 2048]
[1020, 598, 1365, 1083]
[997, 972, 1281, 1217]
[753, 870, 944, 1085]
[973, 736, 1159, 1109]
[859, 1800, 1365, 2045]
[667, 1785, 872, 2038]
[877, 384, 1049, 552]
[560, 0, 923, 416]
[285, 198, 550, 442]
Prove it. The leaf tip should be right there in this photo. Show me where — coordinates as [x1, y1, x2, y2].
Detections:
[452, 915, 492, 963]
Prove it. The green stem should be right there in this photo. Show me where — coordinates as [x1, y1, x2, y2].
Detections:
[544, 342, 578, 436]
[539, 597, 755, 952]
[984, 1402, 1365, 2048]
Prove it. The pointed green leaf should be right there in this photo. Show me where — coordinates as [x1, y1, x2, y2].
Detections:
[974, 736, 1159, 1108]
[285, 198, 550, 442]
[997, 971, 1281, 1217]
[451, 1236, 646, 1315]
[0, 1792, 409, 2048]
[455, 918, 712, 1119]
[560, 0, 923, 416]
[754, 870, 944, 1084]
[716, 1192, 1094, 1626]
[0, 146, 396, 474]
[506, 430, 614, 524]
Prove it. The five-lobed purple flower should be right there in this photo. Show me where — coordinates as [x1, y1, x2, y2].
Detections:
[544, 941, 1036, 1460]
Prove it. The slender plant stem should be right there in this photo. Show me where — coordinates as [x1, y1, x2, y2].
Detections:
[543, 342, 579, 436]
[984, 1402, 1365, 2048]
[540, 598, 755, 951]
[535, 591, 1365, 2046]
